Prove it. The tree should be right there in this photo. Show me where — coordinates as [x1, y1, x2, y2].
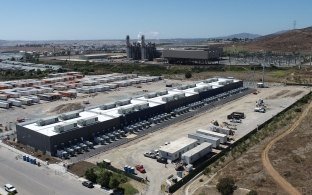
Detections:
[247, 190, 258, 195]
[97, 170, 112, 188]
[109, 174, 121, 189]
[85, 168, 97, 183]
[203, 167, 211, 175]
[185, 71, 192, 79]
[216, 177, 237, 195]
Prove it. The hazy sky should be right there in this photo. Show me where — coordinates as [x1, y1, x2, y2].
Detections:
[0, 0, 311, 40]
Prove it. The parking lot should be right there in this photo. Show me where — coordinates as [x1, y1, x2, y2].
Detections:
[85, 85, 310, 195]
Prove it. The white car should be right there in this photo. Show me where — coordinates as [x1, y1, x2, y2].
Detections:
[4, 184, 16, 193]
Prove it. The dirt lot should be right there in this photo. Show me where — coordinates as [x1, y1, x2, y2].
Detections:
[68, 161, 97, 177]
[269, 108, 312, 194]
[184, 92, 312, 195]
[84, 86, 309, 195]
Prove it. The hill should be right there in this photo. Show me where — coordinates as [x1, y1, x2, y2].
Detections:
[241, 26, 312, 53]
[214, 33, 261, 40]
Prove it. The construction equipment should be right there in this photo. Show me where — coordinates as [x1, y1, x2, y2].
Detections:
[255, 98, 266, 113]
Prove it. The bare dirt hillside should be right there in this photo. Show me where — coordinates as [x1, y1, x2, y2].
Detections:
[241, 26, 312, 53]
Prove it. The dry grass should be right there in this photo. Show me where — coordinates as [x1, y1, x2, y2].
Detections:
[4, 140, 60, 163]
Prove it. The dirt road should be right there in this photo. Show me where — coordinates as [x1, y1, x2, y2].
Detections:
[261, 100, 312, 195]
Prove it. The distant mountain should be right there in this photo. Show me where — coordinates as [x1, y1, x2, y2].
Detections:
[0, 40, 8, 46]
[213, 33, 261, 40]
[242, 26, 312, 52]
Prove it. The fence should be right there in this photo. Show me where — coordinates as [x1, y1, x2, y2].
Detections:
[168, 91, 312, 193]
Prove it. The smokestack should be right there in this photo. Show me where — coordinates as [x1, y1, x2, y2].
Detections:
[126, 35, 130, 47]
[141, 35, 145, 47]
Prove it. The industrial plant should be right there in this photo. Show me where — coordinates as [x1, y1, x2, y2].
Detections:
[16, 77, 244, 157]
[126, 35, 160, 61]
[162, 48, 223, 65]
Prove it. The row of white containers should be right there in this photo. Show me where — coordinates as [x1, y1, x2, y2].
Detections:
[0, 96, 40, 108]
[1, 87, 54, 98]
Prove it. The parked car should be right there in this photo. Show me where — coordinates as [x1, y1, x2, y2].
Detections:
[157, 157, 167, 164]
[4, 184, 17, 193]
[144, 152, 157, 159]
[82, 181, 94, 188]
[135, 165, 146, 173]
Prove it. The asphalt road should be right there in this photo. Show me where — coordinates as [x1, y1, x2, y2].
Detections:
[0, 145, 105, 195]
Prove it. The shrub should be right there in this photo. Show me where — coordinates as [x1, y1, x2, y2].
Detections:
[216, 177, 237, 195]
[185, 71, 192, 79]
[247, 190, 258, 195]
[85, 168, 97, 183]
[109, 174, 121, 189]
[294, 107, 302, 112]
[97, 170, 112, 188]
[203, 167, 211, 175]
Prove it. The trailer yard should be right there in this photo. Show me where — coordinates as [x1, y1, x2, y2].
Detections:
[0, 77, 190, 130]
[84, 86, 309, 195]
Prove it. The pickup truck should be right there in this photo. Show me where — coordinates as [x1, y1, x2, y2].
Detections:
[135, 165, 146, 173]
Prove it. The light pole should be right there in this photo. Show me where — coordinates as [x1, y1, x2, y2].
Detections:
[310, 47, 312, 66]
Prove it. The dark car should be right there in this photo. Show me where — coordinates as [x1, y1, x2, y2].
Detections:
[157, 157, 167, 164]
[82, 181, 94, 188]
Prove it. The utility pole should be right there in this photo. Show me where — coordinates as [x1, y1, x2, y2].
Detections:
[310, 47, 312, 66]
[262, 64, 265, 84]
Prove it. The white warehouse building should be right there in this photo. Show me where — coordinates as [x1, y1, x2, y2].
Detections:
[181, 142, 212, 165]
[159, 137, 198, 161]
[196, 129, 228, 144]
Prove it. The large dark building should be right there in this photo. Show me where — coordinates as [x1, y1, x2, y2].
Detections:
[16, 77, 244, 157]
[162, 48, 223, 65]
[126, 35, 160, 61]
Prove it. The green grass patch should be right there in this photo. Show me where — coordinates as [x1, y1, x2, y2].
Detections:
[268, 70, 289, 78]
[120, 182, 139, 195]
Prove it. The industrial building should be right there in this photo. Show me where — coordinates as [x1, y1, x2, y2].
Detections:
[16, 77, 244, 156]
[181, 142, 212, 165]
[159, 137, 198, 161]
[126, 35, 160, 61]
[196, 129, 227, 144]
[162, 48, 223, 65]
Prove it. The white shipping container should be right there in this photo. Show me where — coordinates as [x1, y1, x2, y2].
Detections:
[16, 98, 32, 105]
[27, 96, 40, 103]
[208, 124, 231, 135]
[181, 142, 212, 164]
[0, 101, 10, 109]
[188, 133, 220, 148]
[8, 98, 22, 107]
[19, 91, 30, 96]
[6, 92, 21, 98]
[196, 129, 227, 143]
